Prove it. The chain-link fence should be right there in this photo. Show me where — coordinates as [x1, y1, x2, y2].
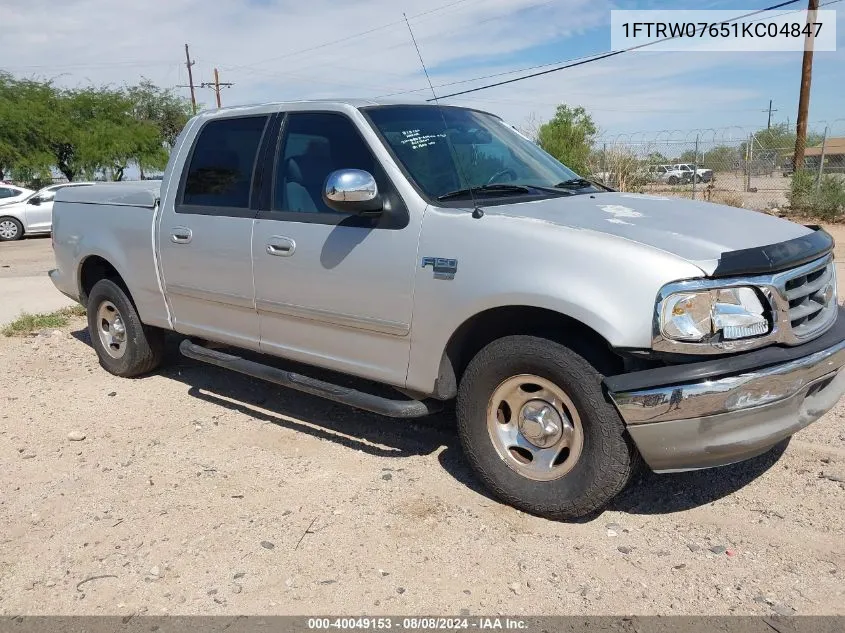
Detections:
[586, 119, 845, 214]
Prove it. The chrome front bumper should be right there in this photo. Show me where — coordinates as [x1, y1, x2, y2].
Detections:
[606, 339, 845, 472]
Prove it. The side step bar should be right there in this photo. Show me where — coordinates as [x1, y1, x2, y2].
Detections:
[179, 340, 439, 418]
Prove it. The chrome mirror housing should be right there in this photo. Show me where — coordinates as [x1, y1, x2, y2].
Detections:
[323, 169, 383, 215]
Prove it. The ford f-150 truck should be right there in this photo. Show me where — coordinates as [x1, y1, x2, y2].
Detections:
[50, 100, 845, 519]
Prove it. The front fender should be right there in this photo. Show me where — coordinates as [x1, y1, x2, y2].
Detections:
[405, 208, 705, 394]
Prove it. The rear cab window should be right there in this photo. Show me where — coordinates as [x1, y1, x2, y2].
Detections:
[177, 115, 269, 216]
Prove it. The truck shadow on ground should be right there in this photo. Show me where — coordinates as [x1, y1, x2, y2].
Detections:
[71, 328, 788, 520]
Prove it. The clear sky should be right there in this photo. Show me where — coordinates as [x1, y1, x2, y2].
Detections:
[2, 0, 843, 138]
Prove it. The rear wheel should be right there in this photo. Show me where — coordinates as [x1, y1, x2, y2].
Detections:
[456, 335, 640, 520]
[0, 217, 23, 241]
[87, 279, 164, 377]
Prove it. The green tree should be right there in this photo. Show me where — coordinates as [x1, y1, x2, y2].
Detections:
[739, 123, 824, 165]
[702, 145, 739, 171]
[68, 87, 167, 181]
[678, 149, 698, 163]
[0, 74, 192, 183]
[125, 79, 192, 177]
[0, 73, 56, 180]
[536, 105, 597, 175]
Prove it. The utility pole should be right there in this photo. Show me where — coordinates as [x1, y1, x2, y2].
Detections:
[177, 44, 197, 115]
[200, 68, 234, 109]
[793, 0, 819, 172]
[763, 99, 778, 129]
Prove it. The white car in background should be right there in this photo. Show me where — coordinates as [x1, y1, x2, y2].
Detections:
[0, 184, 35, 207]
[0, 182, 94, 241]
[647, 164, 688, 185]
[673, 163, 713, 184]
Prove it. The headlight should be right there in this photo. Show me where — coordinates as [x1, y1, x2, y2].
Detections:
[660, 287, 769, 342]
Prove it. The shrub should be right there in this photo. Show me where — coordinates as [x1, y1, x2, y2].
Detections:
[788, 169, 815, 211]
[788, 170, 845, 220]
[714, 192, 744, 208]
[816, 175, 845, 219]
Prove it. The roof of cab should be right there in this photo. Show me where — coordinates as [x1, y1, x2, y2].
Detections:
[193, 99, 497, 120]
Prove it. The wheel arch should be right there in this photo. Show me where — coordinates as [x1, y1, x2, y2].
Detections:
[78, 254, 133, 307]
[428, 305, 623, 400]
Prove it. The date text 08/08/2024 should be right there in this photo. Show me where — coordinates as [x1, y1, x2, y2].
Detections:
[307, 618, 528, 630]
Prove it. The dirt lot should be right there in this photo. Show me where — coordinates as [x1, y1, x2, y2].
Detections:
[0, 237, 74, 324]
[1, 228, 844, 617]
[644, 173, 792, 212]
[0, 237, 54, 279]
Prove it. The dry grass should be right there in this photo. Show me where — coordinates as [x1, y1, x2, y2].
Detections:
[713, 191, 745, 208]
[1, 304, 86, 337]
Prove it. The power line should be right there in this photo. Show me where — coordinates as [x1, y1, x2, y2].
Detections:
[200, 68, 234, 108]
[427, 0, 809, 101]
[176, 44, 197, 115]
[794, 0, 820, 170]
[371, 0, 758, 99]
[763, 99, 779, 128]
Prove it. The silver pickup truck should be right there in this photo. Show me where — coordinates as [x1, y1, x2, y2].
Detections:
[50, 100, 845, 519]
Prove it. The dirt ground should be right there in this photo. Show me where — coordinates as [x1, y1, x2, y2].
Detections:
[1, 228, 844, 617]
[0, 236, 54, 279]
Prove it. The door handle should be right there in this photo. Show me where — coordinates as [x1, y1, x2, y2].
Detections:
[266, 236, 296, 257]
[170, 227, 192, 244]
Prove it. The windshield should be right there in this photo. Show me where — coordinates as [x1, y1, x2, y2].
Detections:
[365, 105, 587, 201]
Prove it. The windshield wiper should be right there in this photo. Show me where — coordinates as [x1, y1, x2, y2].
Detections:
[554, 178, 597, 190]
[555, 177, 614, 192]
[437, 183, 532, 201]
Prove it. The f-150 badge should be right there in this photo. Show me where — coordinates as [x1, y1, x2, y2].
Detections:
[421, 257, 458, 280]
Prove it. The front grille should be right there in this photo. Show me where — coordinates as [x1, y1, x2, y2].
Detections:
[779, 258, 837, 340]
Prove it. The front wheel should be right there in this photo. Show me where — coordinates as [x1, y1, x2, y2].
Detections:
[667, 176, 678, 185]
[456, 335, 639, 520]
[0, 217, 23, 241]
[87, 279, 165, 377]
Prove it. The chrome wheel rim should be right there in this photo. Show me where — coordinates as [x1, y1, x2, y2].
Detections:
[0, 220, 18, 239]
[96, 300, 127, 359]
[486, 374, 584, 481]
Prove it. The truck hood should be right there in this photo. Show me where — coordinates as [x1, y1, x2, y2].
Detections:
[490, 192, 813, 274]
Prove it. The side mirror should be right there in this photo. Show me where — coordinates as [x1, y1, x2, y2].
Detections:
[323, 169, 382, 216]
[29, 196, 42, 206]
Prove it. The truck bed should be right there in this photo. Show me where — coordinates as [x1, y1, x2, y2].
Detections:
[50, 181, 171, 330]
[56, 180, 161, 208]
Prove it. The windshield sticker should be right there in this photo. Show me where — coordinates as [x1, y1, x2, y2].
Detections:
[400, 129, 446, 150]
[599, 204, 643, 219]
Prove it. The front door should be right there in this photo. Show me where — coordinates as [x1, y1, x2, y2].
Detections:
[251, 111, 421, 387]
[157, 114, 270, 350]
[23, 190, 57, 232]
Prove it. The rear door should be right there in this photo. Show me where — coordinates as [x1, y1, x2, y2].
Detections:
[157, 114, 271, 350]
[250, 110, 421, 386]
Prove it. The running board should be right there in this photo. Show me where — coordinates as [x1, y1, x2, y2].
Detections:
[179, 340, 439, 418]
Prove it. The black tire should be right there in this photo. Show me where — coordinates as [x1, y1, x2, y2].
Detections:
[456, 335, 640, 520]
[87, 278, 164, 377]
[667, 176, 678, 185]
[0, 217, 23, 241]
